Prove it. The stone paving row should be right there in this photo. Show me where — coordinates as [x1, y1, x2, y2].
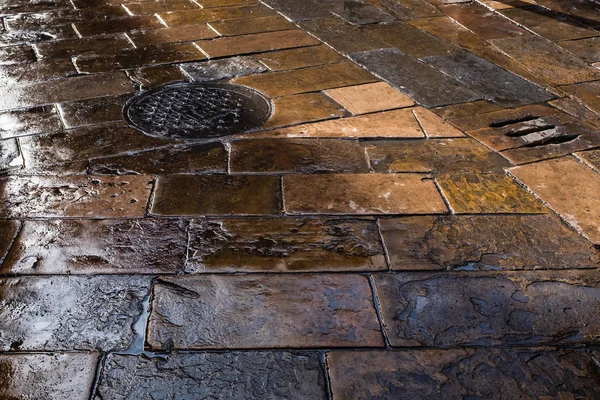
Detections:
[1, 0, 600, 398]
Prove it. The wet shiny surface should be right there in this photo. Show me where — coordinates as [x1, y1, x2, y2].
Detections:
[1, 0, 600, 397]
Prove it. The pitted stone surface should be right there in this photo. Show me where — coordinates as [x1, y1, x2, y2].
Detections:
[95, 351, 327, 400]
[373, 271, 600, 347]
[0, 276, 151, 351]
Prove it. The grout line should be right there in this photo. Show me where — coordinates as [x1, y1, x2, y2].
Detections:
[375, 218, 392, 272]
[432, 176, 455, 215]
[368, 274, 391, 349]
[320, 351, 334, 400]
[88, 352, 106, 400]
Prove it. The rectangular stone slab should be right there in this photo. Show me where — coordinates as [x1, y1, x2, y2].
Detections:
[373, 270, 600, 347]
[184, 217, 386, 272]
[328, 349, 600, 399]
[0, 275, 151, 351]
[96, 351, 326, 399]
[351, 48, 481, 108]
[148, 274, 384, 349]
[1, 219, 187, 274]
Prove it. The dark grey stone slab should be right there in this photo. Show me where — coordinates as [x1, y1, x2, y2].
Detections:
[299, 17, 389, 55]
[95, 351, 327, 400]
[179, 57, 267, 82]
[374, 270, 600, 347]
[422, 50, 556, 107]
[332, 1, 395, 25]
[351, 48, 481, 107]
[0, 276, 151, 351]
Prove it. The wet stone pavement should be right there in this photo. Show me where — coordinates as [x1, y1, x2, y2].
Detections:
[2, 0, 600, 399]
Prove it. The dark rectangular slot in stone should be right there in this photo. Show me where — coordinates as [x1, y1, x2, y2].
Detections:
[489, 115, 539, 128]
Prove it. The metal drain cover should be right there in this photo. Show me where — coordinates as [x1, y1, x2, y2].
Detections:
[124, 82, 271, 139]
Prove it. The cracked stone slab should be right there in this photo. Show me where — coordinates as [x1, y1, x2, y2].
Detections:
[378, 215, 600, 271]
[148, 274, 384, 349]
[0, 353, 99, 400]
[0, 175, 153, 218]
[179, 56, 267, 82]
[185, 217, 386, 273]
[351, 48, 481, 108]
[0, 275, 151, 351]
[373, 270, 600, 347]
[95, 351, 326, 399]
[1, 219, 186, 275]
[422, 50, 555, 107]
[328, 348, 600, 399]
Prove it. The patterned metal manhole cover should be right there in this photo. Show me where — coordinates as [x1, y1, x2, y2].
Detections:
[124, 82, 271, 139]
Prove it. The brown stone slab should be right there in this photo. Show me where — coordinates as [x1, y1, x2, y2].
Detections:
[0, 175, 153, 218]
[151, 175, 281, 216]
[364, 0, 442, 20]
[0, 106, 62, 139]
[180, 56, 267, 81]
[208, 15, 295, 36]
[185, 217, 386, 272]
[328, 349, 600, 399]
[74, 43, 206, 73]
[123, 0, 199, 15]
[232, 62, 377, 97]
[19, 123, 177, 173]
[0, 72, 134, 111]
[283, 174, 447, 215]
[87, 142, 227, 175]
[4, 7, 130, 30]
[1, 219, 186, 275]
[128, 65, 187, 89]
[412, 107, 465, 138]
[230, 139, 369, 173]
[324, 82, 414, 115]
[0, 275, 151, 351]
[436, 173, 547, 214]
[0, 45, 37, 65]
[509, 156, 600, 244]
[576, 148, 600, 171]
[0, 25, 78, 47]
[558, 37, 600, 63]
[0, 220, 20, 263]
[73, 16, 164, 36]
[247, 109, 424, 139]
[126, 24, 218, 47]
[374, 270, 600, 347]
[559, 80, 600, 115]
[264, 92, 347, 128]
[0, 59, 77, 86]
[158, 5, 276, 27]
[0, 353, 99, 400]
[448, 104, 560, 132]
[500, 6, 598, 42]
[256, 45, 345, 71]
[198, 0, 258, 6]
[364, 138, 510, 173]
[365, 21, 455, 58]
[34, 34, 133, 59]
[379, 214, 600, 271]
[550, 96, 600, 128]
[196, 30, 319, 58]
[432, 100, 503, 120]
[440, 2, 528, 39]
[490, 35, 600, 86]
[148, 274, 384, 349]
[96, 352, 326, 399]
[57, 94, 131, 128]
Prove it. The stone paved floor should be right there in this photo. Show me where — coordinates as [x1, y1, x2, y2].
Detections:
[1, 0, 600, 398]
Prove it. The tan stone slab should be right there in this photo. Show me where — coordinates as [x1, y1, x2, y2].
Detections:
[208, 15, 295, 36]
[0, 353, 99, 400]
[126, 24, 218, 47]
[0, 72, 134, 111]
[432, 100, 503, 120]
[185, 217, 387, 272]
[1, 219, 186, 274]
[148, 274, 384, 349]
[365, 138, 510, 173]
[123, 0, 199, 15]
[264, 92, 347, 128]
[196, 30, 319, 58]
[490, 35, 600, 86]
[283, 173, 447, 215]
[230, 138, 369, 173]
[232, 62, 377, 97]
[324, 82, 414, 115]
[151, 175, 281, 216]
[379, 214, 600, 271]
[412, 107, 465, 138]
[436, 173, 547, 214]
[245, 109, 424, 139]
[0, 175, 153, 218]
[0, 106, 62, 139]
[559, 80, 600, 115]
[256, 45, 345, 71]
[510, 156, 600, 244]
[57, 94, 131, 128]
[157, 5, 276, 27]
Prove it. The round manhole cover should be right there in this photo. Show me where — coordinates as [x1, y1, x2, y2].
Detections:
[123, 82, 271, 139]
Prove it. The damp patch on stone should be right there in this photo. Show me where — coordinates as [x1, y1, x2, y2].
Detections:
[124, 82, 271, 140]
